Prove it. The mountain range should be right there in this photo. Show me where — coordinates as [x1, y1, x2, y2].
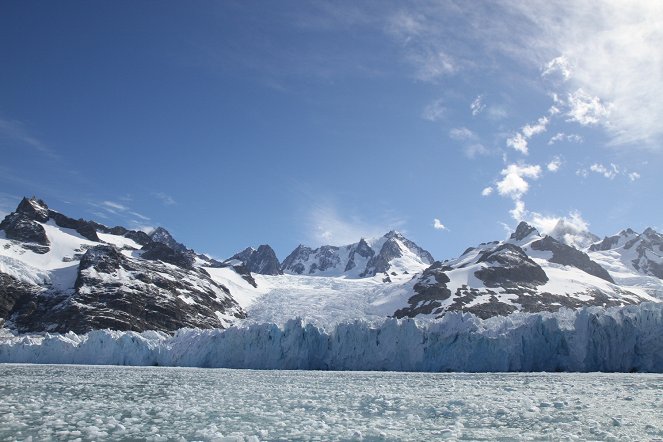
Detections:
[1, 197, 661, 333]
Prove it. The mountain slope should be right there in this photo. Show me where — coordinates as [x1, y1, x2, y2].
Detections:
[0, 198, 245, 333]
[2, 197, 662, 332]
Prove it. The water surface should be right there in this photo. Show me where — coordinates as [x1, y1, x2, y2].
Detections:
[1, 364, 662, 441]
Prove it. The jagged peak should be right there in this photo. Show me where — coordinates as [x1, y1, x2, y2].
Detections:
[16, 196, 50, 223]
[510, 222, 539, 242]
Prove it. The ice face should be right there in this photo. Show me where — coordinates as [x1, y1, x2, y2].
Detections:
[0, 365, 662, 441]
[2, 302, 663, 373]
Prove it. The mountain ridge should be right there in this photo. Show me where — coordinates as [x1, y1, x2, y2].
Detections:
[1, 197, 662, 333]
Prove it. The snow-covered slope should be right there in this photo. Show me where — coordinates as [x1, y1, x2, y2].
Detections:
[280, 231, 434, 278]
[2, 197, 663, 334]
[588, 227, 663, 298]
[386, 223, 656, 320]
[0, 198, 246, 333]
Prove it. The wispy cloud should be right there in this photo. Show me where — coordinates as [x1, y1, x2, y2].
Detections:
[470, 95, 485, 116]
[0, 117, 58, 159]
[421, 99, 446, 122]
[576, 162, 641, 182]
[154, 192, 176, 206]
[547, 156, 562, 172]
[307, 203, 404, 246]
[102, 201, 129, 212]
[548, 132, 582, 145]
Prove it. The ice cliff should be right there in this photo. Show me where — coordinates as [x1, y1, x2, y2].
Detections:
[2, 302, 662, 372]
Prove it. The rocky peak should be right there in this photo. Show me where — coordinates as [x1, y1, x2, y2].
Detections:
[15, 197, 50, 223]
[510, 222, 539, 242]
[230, 247, 256, 264]
[149, 227, 188, 253]
[229, 245, 281, 275]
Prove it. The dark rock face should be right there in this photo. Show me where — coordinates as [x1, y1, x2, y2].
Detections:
[16, 197, 49, 223]
[510, 222, 539, 242]
[48, 211, 102, 242]
[0, 273, 39, 325]
[345, 239, 374, 272]
[141, 242, 195, 269]
[308, 246, 341, 274]
[5, 245, 245, 333]
[394, 262, 452, 318]
[0, 213, 50, 247]
[282, 245, 339, 275]
[228, 245, 282, 275]
[246, 245, 282, 275]
[531, 236, 614, 283]
[475, 244, 548, 288]
[281, 245, 311, 274]
[149, 227, 188, 253]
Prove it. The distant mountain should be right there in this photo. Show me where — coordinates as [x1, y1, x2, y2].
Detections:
[281, 231, 434, 278]
[225, 245, 282, 275]
[1, 197, 662, 333]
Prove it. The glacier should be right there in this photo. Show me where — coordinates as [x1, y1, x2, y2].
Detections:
[1, 302, 663, 372]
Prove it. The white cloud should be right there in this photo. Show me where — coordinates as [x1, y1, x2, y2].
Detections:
[541, 56, 572, 81]
[496, 163, 542, 199]
[628, 172, 641, 181]
[432, 218, 447, 230]
[506, 115, 550, 155]
[506, 132, 529, 154]
[509, 200, 526, 221]
[470, 95, 485, 116]
[154, 192, 176, 206]
[513, 2, 663, 146]
[547, 157, 562, 172]
[422, 99, 446, 122]
[449, 127, 477, 141]
[481, 186, 493, 197]
[589, 163, 619, 179]
[527, 211, 598, 249]
[566, 89, 611, 126]
[521, 116, 549, 138]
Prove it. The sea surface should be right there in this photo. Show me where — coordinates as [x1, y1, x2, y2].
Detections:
[0, 364, 662, 441]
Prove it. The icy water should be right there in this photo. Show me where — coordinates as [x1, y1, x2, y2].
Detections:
[1, 365, 662, 441]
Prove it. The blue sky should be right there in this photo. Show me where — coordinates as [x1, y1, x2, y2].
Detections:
[1, 1, 662, 260]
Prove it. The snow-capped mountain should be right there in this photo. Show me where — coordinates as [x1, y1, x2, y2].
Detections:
[280, 231, 434, 278]
[2, 197, 663, 333]
[391, 222, 653, 320]
[588, 227, 663, 298]
[0, 198, 245, 333]
[225, 245, 282, 275]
